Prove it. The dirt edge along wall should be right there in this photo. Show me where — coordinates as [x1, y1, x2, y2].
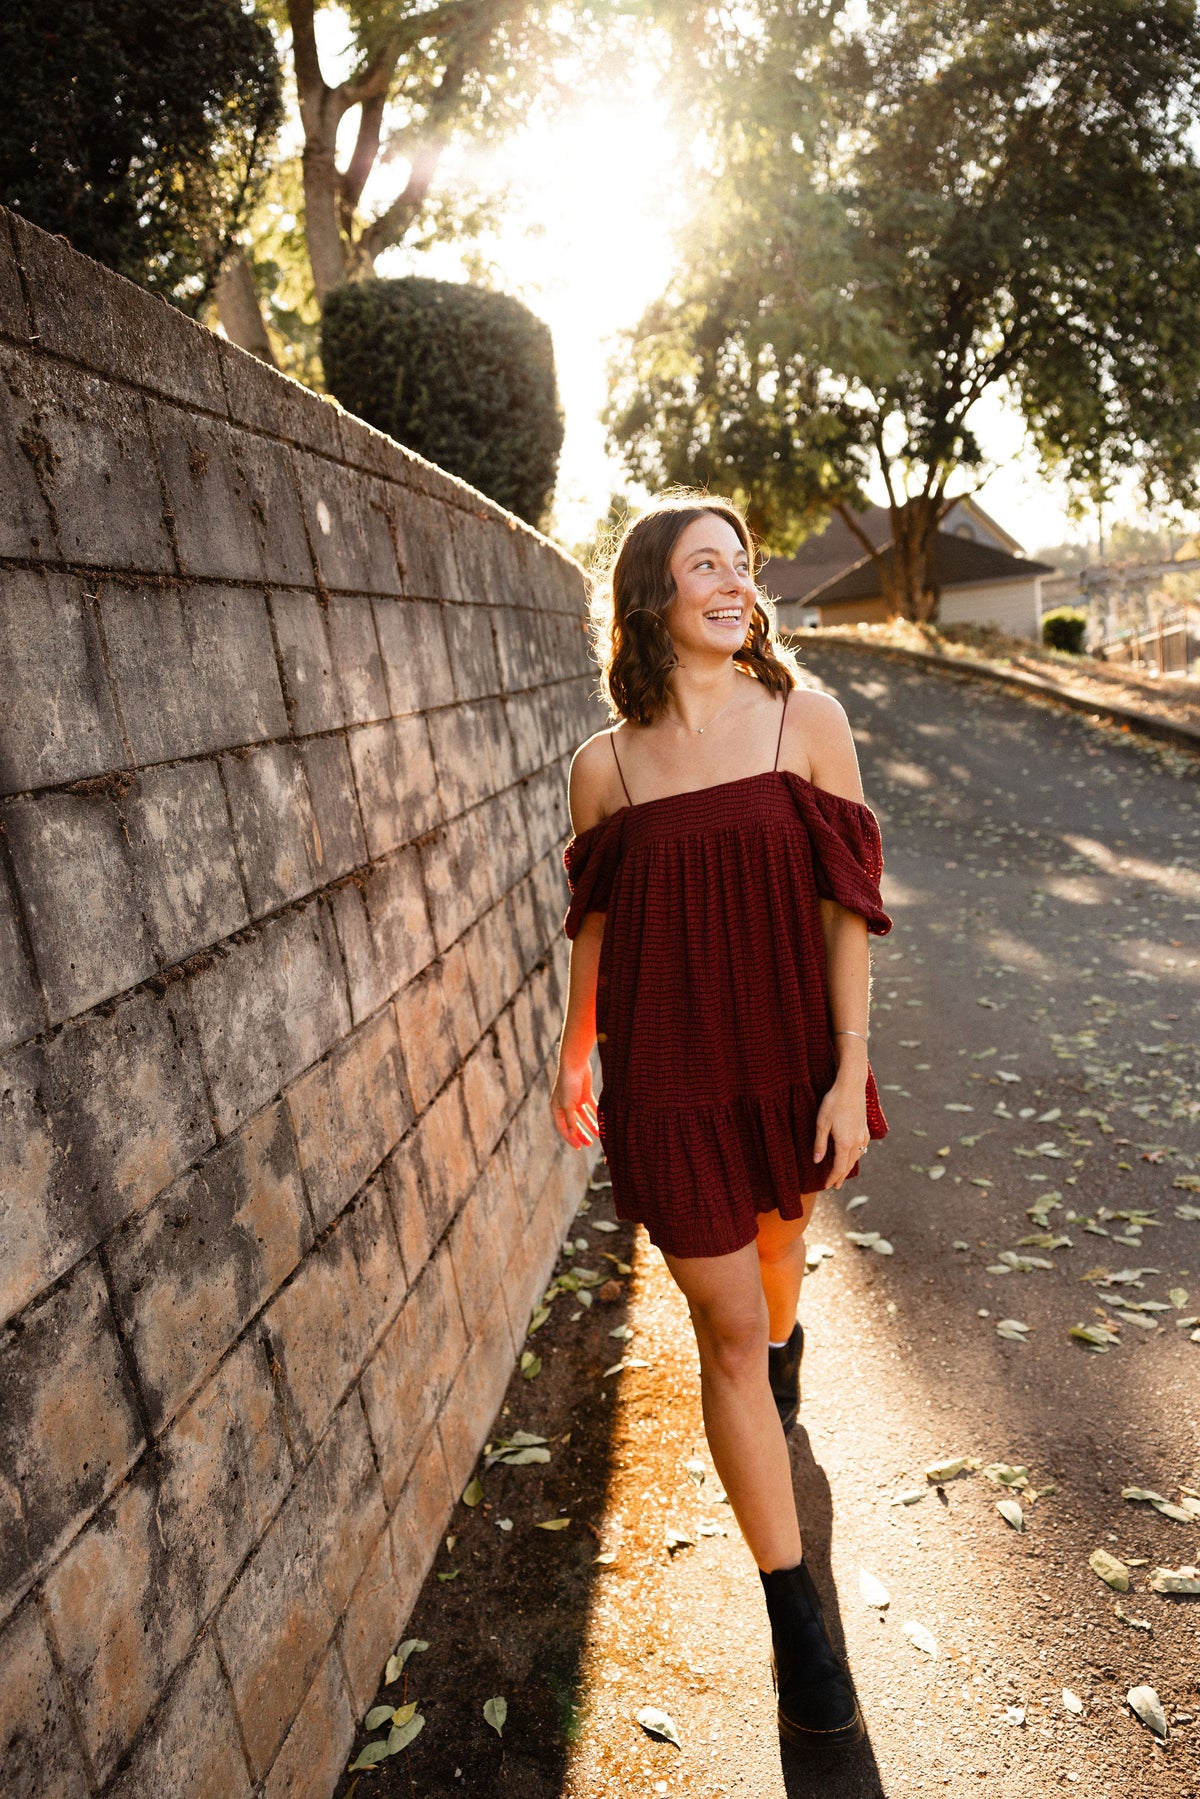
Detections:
[0, 205, 604, 1797]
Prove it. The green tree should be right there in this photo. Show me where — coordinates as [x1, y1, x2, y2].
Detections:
[607, 0, 1200, 620]
[0, 0, 281, 313]
[221, 0, 613, 365]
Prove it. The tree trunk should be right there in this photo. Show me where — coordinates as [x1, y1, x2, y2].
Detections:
[215, 251, 277, 365]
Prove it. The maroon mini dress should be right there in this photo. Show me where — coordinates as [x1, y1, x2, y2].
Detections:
[562, 686, 893, 1259]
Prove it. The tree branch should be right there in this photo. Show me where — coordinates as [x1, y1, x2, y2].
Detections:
[216, 250, 278, 365]
[340, 92, 386, 227]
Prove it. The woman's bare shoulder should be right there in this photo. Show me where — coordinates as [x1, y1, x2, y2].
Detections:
[568, 726, 626, 834]
[779, 684, 865, 801]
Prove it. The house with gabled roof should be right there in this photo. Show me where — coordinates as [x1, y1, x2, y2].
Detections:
[762, 496, 1055, 639]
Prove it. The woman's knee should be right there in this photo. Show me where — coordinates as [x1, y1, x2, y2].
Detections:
[690, 1296, 769, 1382]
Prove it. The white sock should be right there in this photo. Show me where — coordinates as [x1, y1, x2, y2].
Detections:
[768, 1336, 791, 1349]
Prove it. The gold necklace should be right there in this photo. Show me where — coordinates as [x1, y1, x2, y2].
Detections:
[696, 696, 736, 734]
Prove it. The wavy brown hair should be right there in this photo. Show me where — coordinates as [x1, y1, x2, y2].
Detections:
[588, 491, 804, 726]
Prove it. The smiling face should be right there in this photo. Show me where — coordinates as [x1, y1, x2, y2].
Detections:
[664, 512, 757, 660]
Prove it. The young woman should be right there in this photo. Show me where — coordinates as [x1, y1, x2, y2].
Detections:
[549, 493, 893, 1747]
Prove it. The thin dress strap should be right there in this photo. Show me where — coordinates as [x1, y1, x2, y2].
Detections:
[772, 687, 791, 772]
[610, 731, 634, 806]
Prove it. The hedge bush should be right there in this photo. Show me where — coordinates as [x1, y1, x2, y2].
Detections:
[1041, 607, 1087, 654]
[321, 277, 564, 527]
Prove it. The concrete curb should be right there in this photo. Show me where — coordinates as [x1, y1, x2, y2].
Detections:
[788, 630, 1200, 755]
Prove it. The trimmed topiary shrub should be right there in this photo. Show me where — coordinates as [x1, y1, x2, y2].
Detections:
[1041, 607, 1087, 654]
[321, 277, 564, 528]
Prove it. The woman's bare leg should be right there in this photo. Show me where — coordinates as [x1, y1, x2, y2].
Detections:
[661, 1241, 802, 1571]
[756, 1198, 817, 1341]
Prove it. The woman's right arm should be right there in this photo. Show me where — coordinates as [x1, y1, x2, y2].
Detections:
[550, 738, 610, 1149]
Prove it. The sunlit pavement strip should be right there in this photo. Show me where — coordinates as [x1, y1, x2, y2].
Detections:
[559, 648, 1200, 1799]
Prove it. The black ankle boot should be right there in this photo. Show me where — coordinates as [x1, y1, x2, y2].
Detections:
[759, 1560, 863, 1745]
[768, 1321, 804, 1434]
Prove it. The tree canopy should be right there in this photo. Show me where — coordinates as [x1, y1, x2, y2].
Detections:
[0, 0, 282, 312]
[223, 0, 615, 366]
[607, 0, 1200, 618]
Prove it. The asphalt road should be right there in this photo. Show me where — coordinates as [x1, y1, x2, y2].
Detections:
[337, 644, 1200, 1799]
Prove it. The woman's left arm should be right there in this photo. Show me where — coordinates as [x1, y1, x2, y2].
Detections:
[790, 691, 874, 1189]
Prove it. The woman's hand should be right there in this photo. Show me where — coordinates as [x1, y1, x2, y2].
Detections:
[551, 1054, 600, 1149]
[812, 1070, 870, 1190]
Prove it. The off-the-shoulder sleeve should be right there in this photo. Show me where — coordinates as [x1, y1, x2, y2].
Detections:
[783, 773, 893, 936]
[562, 812, 626, 940]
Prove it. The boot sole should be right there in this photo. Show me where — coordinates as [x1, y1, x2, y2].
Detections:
[778, 1702, 865, 1747]
[770, 1650, 863, 1746]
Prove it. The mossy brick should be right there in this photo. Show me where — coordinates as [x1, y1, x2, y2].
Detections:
[123, 759, 249, 966]
[187, 901, 351, 1136]
[391, 961, 461, 1114]
[381, 1075, 477, 1283]
[293, 1397, 386, 1622]
[479, 785, 535, 896]
[501, 688, 545, 778]
[285, 1008, 411, 1233]
[460, 898, 523, 1032]
[107, 1101, 311, 1431]
[0, 862, 41, 1054]
[428, 697, 516, 819]
[2, 352, 174, 570]
[436, 1294, 518, 1497]
[105, 1637, 253, 1799]
[508, 968, 547, 1086]
[333, 406, 424, 486]
[298, 732, 366, 881]
[264, 1177, 406, 1456]
[99, 582, 288, 763]
[372, 595, 454, 716]
[450, 511, 523, 605]
[261, 1646, 355, 1799]
[221, 742, 323, 918]
[161, 1331, 293, 1602]
[443, 602, 501, 702]
[393, 487, 464, 600]
[523, 761, 572, 863]
[0, 350, 61, 559]
[507, 869, 548, 977]
[325, 592, 389, 724]
[418, 810, 496, 953]
[9, 209, 223, 410]
[218, 336, 345, 460]
[327, 850, 433, 1024]
[348, 714, 441, 857]
[213, 1474, 337, 1781]
[0, 213, 32, 340]
[295, 458, 402, 595]
[447, 1154, 520, 1363]
[0, 1601, 92, 1799]
[360, 1242, 467, 1505]
[439, 939, 483, 1059]
[0, 568, 126, 795]
[42, 1468, 187, 1782]
[387, 1435, 456, 1620]
[2, 788, 154, 1022]
[0, 1257, 143, 1624]
[338, 1523, 404, 1716]
[486, 604, 541, 695]
[44, 1334, 291, 1780]
[505, 1081, 562, 1223]
[461, 1022, 522, 1163]
[151, 408, 313, 588]
[0, 989, 211, 1326]
[267, 590, 342, 735]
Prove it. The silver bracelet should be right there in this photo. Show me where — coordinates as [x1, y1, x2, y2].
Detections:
[835, 1030, 869, 1043]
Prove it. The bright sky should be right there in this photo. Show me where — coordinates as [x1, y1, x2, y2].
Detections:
[316, 11, 1102, 558]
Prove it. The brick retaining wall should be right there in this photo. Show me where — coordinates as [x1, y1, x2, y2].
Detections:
[0, 207, 601, 1795]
